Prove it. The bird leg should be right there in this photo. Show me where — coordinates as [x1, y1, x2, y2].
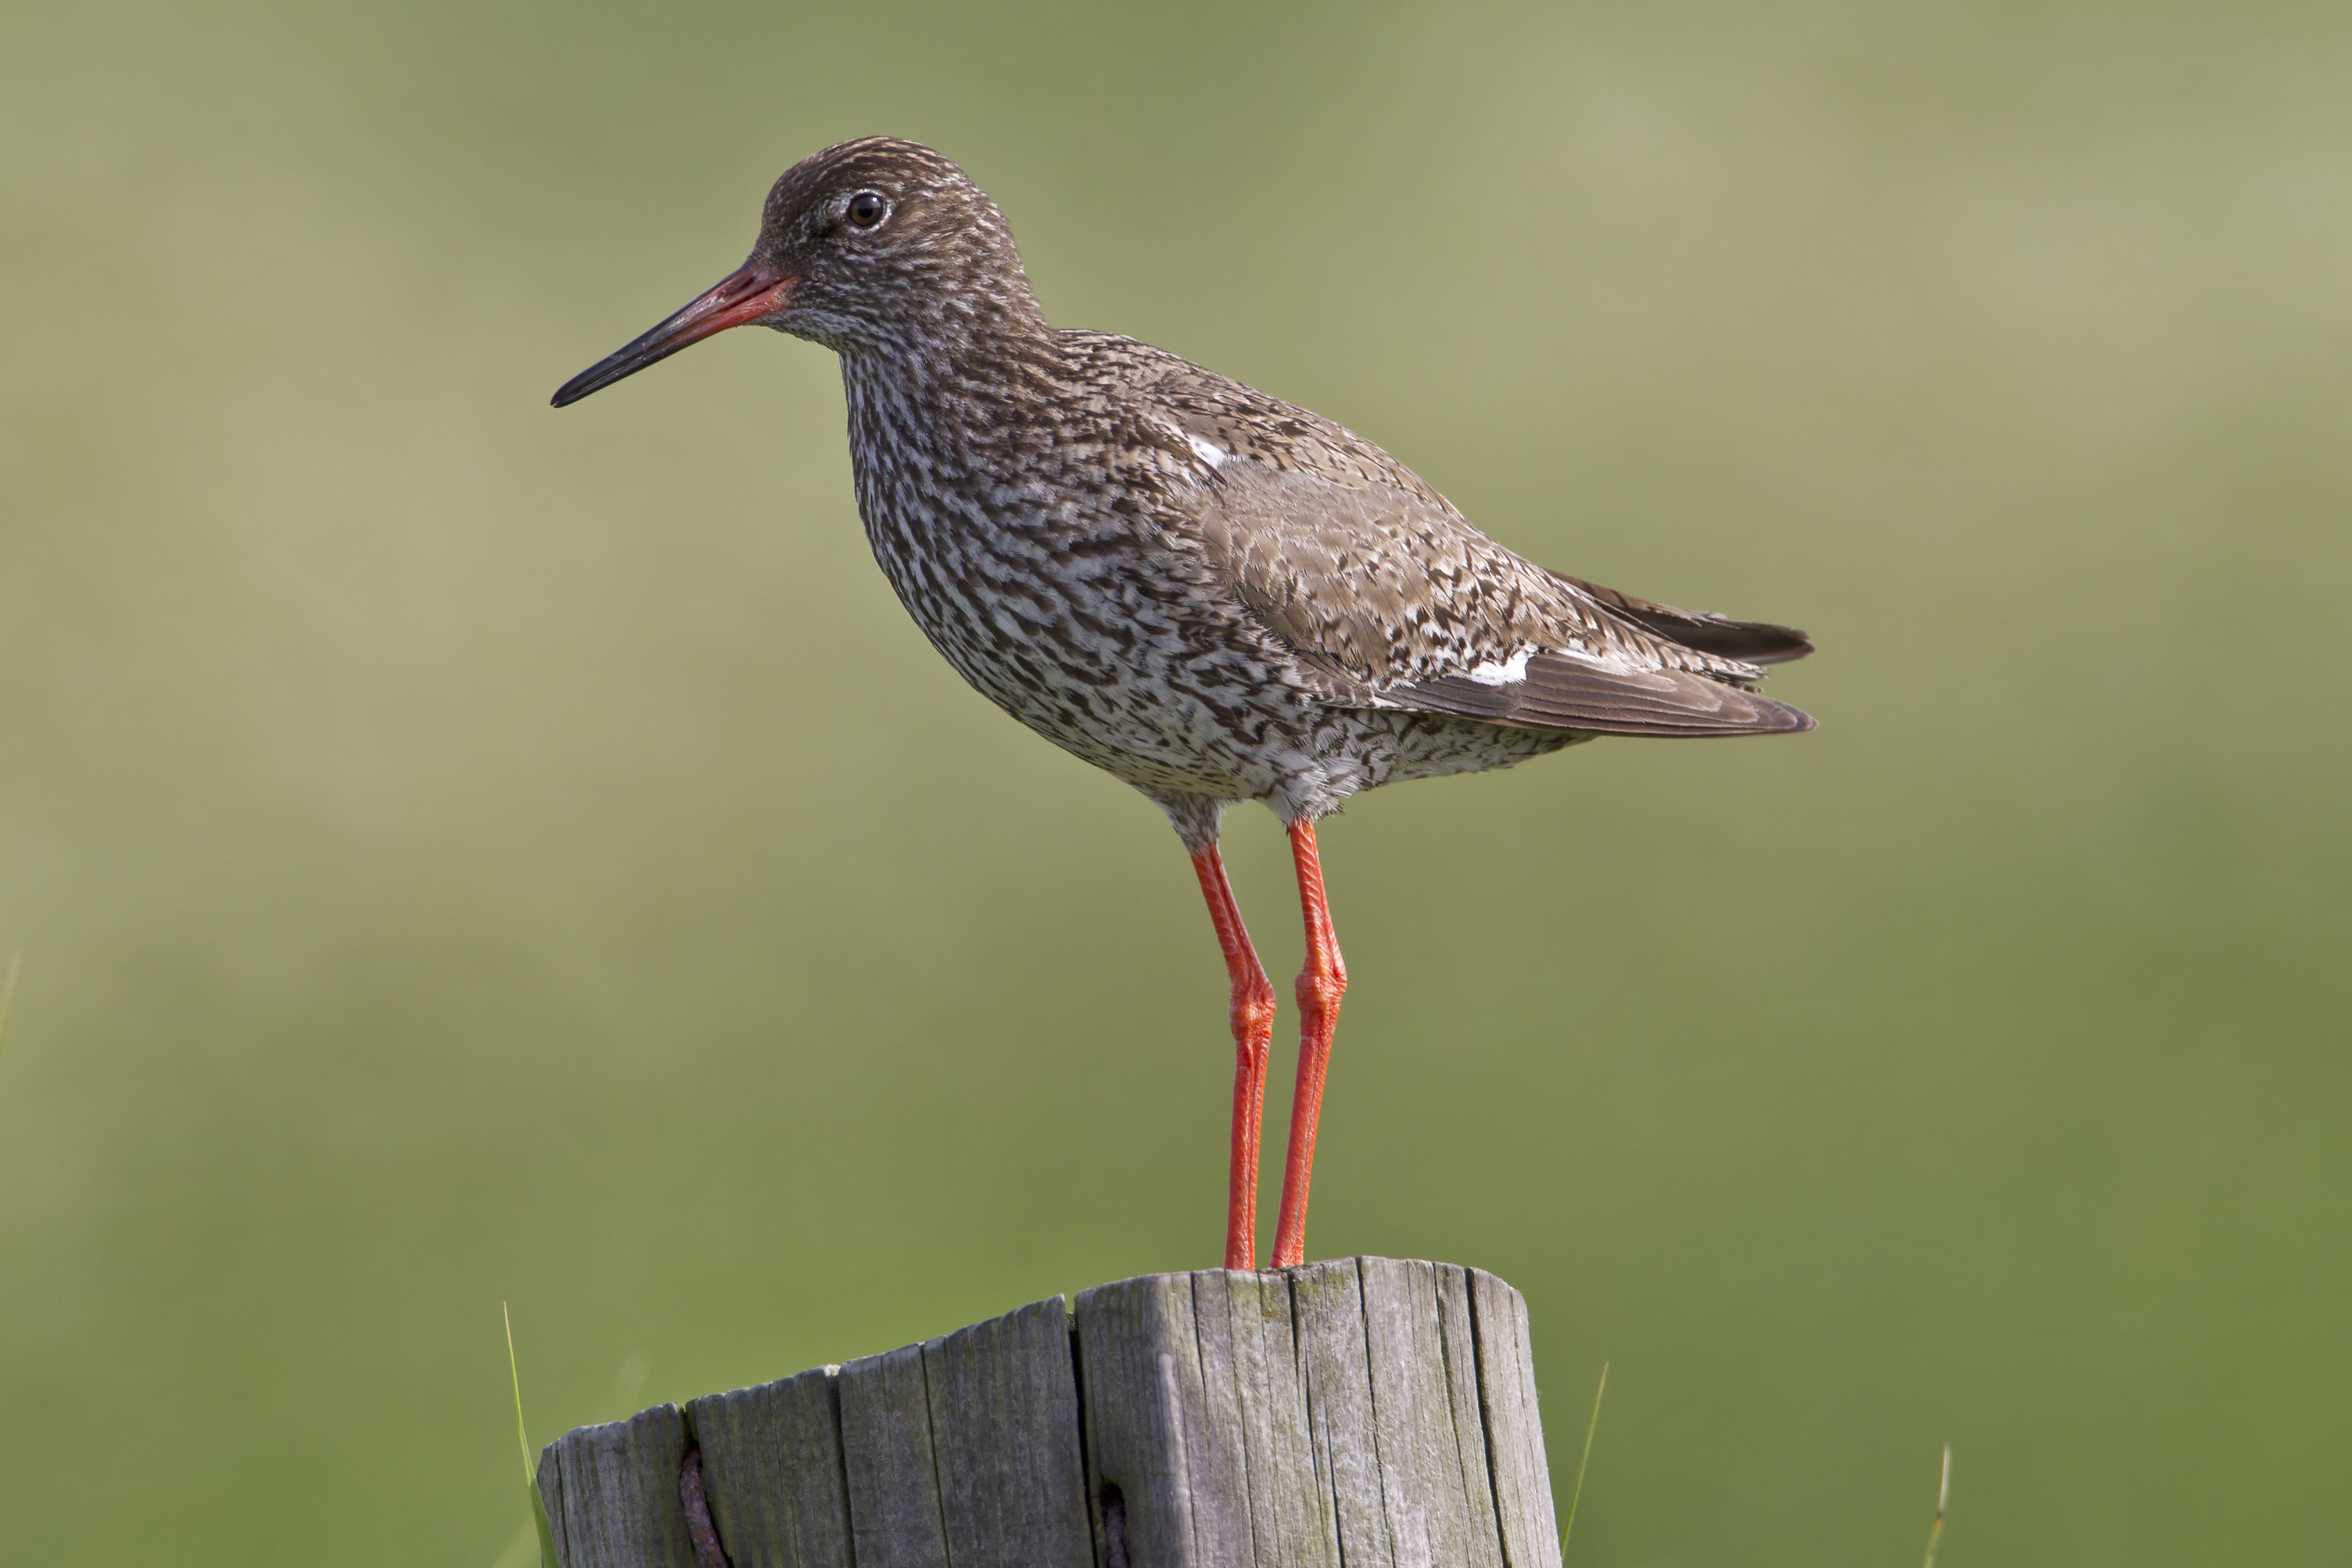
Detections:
[1189, 844, 1277, 1271]
[1271, 820, 1346, 1269]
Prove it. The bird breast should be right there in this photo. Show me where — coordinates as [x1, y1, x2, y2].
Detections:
[836, 355, 1327, 794]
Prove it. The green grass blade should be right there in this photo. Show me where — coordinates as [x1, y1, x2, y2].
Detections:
[505, 1303, 560, 1568]
[1922, 1444, 1951, 1568]
[1559, 1360, 1608, 1561]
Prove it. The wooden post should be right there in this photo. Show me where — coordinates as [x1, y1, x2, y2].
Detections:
[536, 1258, 1562, 1568]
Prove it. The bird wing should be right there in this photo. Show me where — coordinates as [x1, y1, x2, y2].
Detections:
[1123, 360, 1812, 737]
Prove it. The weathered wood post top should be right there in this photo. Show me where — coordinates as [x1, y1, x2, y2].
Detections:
[538, 1256, 1561, 1568]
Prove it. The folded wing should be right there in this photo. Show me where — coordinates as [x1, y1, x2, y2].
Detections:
[1158, 407, 1815, 738]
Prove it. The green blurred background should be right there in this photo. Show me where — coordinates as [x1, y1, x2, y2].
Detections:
[3, 1, 2346, 1562]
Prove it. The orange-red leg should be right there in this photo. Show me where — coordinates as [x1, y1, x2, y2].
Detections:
[1271, 820, 1346, 1269]
[1191, 845, 1277, 1271]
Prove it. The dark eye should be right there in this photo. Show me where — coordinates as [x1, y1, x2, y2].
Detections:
[845, 191, 887, 229]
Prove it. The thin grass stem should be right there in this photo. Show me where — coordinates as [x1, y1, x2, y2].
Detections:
[505, 1303, 560, 1568]
[1560, 1360, 1608, 1561]
[1921, 1443, 1951, 1568]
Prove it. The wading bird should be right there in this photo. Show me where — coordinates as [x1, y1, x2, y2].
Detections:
[554, 139, 1814, 1271]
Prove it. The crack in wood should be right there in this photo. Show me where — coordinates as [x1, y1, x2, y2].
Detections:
[681, 1445, 736, 1568]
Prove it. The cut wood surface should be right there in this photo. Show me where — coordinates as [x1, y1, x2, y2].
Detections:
[536, 1258, 1560, 1568]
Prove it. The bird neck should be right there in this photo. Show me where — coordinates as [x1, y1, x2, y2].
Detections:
[837, 314, 1070, 468]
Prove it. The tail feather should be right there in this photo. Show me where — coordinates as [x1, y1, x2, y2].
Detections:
[1557, 574, 1815, 665]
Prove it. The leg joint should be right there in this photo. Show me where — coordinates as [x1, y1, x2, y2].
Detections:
[1295, 965, 1346, 1015]
[1230, 981, 1277, 1046]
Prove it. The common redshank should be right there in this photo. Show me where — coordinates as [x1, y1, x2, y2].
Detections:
[554, 138, 1814, 1271]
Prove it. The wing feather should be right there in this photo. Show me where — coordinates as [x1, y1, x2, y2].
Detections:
[1401, 653, 1816, 737]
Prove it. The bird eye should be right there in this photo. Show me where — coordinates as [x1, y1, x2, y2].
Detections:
[845, 191, 888, 229]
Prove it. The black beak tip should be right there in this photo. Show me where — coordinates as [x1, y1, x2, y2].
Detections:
[547, 263, 789, 413]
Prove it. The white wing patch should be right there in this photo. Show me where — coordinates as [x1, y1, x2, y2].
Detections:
[1186, 432, 1229, 469]
[1467, 649, 1532, 686]
[1463, 640, 1653, 685]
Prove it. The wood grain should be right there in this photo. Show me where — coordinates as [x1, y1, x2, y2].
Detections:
[536, 1263, 1558, 1568]
[687, 1366, 852, 1568]
[1468, 1266, 1563, 1568]
[920, 1294, 1095, 1567]
[537, 1402, 700, 1568]
[836, 1341, 947, 1568]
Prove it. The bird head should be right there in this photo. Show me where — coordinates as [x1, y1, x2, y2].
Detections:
[553, 137, 1039, 407]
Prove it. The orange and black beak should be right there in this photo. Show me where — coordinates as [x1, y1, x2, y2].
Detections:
[551, 263, 796, 407]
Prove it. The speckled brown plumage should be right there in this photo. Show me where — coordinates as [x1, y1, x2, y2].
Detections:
[554, 136, 1816, 1270]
